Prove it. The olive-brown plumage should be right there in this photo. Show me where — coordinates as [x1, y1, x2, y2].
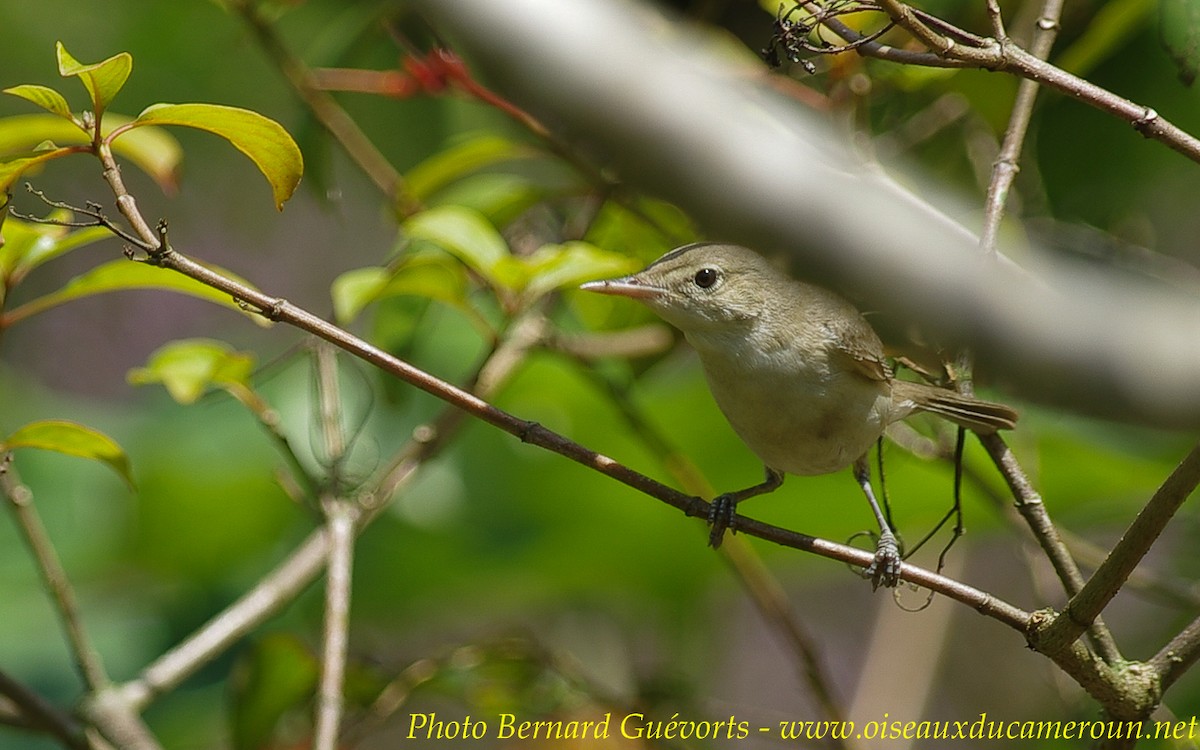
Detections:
[582, 242, 1017, 587]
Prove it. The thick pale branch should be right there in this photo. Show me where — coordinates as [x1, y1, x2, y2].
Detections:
[407, 0, 1200, 425]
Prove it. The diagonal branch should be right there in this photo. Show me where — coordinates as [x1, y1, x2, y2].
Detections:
[0, 455, 109, 692]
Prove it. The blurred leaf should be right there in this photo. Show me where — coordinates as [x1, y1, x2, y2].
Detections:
[3, 419, 133, 487]
[0, 214, 111, 281]
[331, 266, 389, 324]
[1160, 0, 1200, 84]
[1057, 0, 1154, 77]
[0, 113, 183, 193]
[129, 103, 303, 209]
[127, 339, 256, 405]
[56, 42, 132, 118]
[405, 134, 537, 201]
[332, 252, 470, 323]
[426, 172, 544, 225]
[3, 84, 76, 122]
[0, 143, 71, 194]
[505, 241, 640, 301]
[230, 633, 319, 750]
[402, 205, 509, 285]
[6, 258, 269, 325]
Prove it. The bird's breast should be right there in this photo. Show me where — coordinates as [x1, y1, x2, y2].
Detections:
[696, 344, 890, 476]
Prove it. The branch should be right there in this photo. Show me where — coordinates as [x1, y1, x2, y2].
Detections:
[408, 0, 1200, 426]
[1151, 614, 1200, 692]
[977, 0, 1064, 257]
[115, 306, 555, 711]
[872, 0, 1200, 164]
[0, 668, 91, 750]
[312, 343, 354, 750]
[228, 0, 415, 213]
[966, 0, 1125, 666]
[0, 455, 109, 691]
[571, 356, 847, 730]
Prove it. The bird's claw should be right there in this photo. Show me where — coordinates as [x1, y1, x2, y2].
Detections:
[708, 494, 735, 548]
[864, 530, 902, 589]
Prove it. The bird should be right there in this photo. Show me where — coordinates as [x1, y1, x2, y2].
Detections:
[580, 242, 1017, 588]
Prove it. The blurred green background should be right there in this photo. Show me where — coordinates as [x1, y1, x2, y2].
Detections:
[2, 1, 1200, 748]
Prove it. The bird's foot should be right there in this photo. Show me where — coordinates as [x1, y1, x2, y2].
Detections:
[708, 494, 735, 548]
[863, 530, 902, 589]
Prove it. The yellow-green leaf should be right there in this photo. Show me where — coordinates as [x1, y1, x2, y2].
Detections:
[56, 42, 132, 117]
[0, 214, 111, 280]
[0, 113, 182, 193]
[519, 241, 640, 300]
[5, 258, 270, 326]
[402, 206, 509, 285]
[130, 103, 303, 209]
[405, 134, 536, 201]
[331, 253, 470, 323]
[3, 419, 133, 487]
[3, 84, 75, 121]
[127, 338, 256, 404]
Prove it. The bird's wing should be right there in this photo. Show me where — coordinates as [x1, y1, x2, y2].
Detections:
[824, 314, 892, 383]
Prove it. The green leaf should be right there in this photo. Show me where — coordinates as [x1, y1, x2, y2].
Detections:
[515, 241, 640, 300]
[0, 113, 183, 193]
[405, 134, 536, 201]
[402, 205, 509, 286]
[1161, 0, 1200, 85]
[3, 84, 75, 121]
[6, 258, 269, 326]
[56, 42, 132, 117]
[129, 103, 303, 209]
[3, 420, 133, 487]
[427, 172, 544, 225]
[331, 252, 470, 323]
[331, 267, 389, 324]
[127, 339, 256, 404]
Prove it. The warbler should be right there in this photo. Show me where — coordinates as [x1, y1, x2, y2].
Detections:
[581, 242, 1017, 587]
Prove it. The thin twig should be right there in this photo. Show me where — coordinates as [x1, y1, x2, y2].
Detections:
[0, 454, 109, 691]
[572, 357, 848, 732]
[966, 0, 1122, 666]
[977, 0, 1060, 256]
[115, 304, 549, 713]
[1151, 614, 1200, 692]
[978, 434, 1122, 662]
[0, 668, 91, 750]
[229, 0, 415, 214]
[864, 0, 1200, 164]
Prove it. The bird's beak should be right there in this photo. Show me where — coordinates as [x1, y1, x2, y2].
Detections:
[579, 275, 665, 300]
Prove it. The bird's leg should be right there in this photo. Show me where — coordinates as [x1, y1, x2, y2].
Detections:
[853, 456, 902, 589]
[708, 466, 784, 548]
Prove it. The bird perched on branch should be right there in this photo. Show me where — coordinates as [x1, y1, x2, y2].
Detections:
[581, 242, 1017, 588]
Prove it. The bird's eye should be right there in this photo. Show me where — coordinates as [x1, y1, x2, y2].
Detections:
[693, 268, 719, 289]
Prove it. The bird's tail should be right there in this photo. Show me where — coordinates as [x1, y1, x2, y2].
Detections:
[892, 380, 1018, 433]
